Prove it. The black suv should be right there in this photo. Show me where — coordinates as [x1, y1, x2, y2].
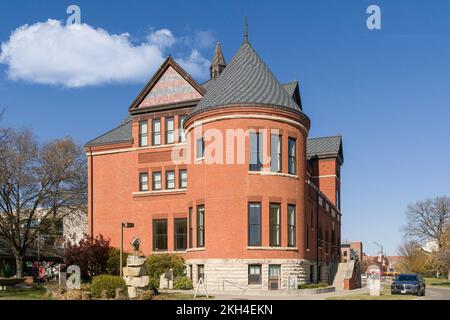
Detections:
[391, 273, 426, 296]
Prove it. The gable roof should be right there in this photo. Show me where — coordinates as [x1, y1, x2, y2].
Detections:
[85, 119, 133, 147]
[192, 40, 303, 116]
[307, 135, 343, 164]
[128, 57, 205, 113]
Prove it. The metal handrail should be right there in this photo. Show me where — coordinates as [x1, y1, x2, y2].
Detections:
[222, 279, 247, 292]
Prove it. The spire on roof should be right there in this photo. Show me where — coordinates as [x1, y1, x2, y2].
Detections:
[210, 41, 226, 79]
[244, 16, 249, 43]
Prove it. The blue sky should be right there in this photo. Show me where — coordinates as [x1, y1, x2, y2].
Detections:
[1, 0, 449, 256]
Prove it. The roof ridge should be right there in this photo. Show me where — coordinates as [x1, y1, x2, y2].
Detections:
[308, 135, 342, 140]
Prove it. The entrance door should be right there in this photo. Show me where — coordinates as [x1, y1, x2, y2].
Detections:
[268, 265, 281, 290]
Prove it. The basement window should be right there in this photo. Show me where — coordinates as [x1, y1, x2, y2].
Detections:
[248, 265, 262, 285]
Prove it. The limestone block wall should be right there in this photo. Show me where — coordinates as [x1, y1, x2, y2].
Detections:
[187, 258, 317, 291]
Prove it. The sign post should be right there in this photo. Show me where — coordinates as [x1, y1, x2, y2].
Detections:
[367, 264, 381, 296]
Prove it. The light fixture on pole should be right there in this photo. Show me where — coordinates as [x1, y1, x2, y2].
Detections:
[120, 222, 135, 277]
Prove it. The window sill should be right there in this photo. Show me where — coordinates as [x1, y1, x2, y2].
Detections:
[138, 142, 187, 150]
[248, 171, 299, 179]
[247, 246, 298, 251]
[186, 247, 205, 252]
[132, 188, 187, 197]
[151, 250, 187, 254]
[194, 157, 205, 162]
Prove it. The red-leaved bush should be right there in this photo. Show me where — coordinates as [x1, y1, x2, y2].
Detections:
[63, 234, 110, 281]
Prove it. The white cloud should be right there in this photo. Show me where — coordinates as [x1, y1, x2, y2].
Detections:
[176, 49, 210, 80]
[194, 30, 215, 49]
[147, 29, 176, 48]
[0, 20, 210, 88]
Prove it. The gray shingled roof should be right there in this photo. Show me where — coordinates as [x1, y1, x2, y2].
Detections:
[202, 79, 299, 100]
[282, 81, 298, 97]
[307, 136, 343, 163]
[85, 119, 133, 147]
[194, 41, 302, 114]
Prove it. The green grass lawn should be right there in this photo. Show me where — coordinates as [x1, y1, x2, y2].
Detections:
[327, 285, 417, 300]
[0, 285, 51, 300]
[424, 277, 450, 288]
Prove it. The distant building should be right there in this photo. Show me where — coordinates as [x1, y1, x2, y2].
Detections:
[341, 242, 363, 262]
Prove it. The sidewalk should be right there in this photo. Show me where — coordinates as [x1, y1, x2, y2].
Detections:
[209, 287, 370, 300]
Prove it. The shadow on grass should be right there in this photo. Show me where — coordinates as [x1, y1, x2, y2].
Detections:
[0, 285, 51, 300]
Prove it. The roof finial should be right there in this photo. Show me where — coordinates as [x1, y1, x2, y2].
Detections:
[244, 16, 249, 43]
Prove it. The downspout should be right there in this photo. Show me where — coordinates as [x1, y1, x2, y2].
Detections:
[89, 147, 94, 238]
[316, 187, 320, 283]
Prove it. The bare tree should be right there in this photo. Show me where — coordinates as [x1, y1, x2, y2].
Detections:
[403, 196, 450, 249]
[397, 240, 428, 274]
[0, 128, 87, 277]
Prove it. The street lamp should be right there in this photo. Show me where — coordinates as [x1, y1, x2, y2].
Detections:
[120, 222, 135, 277]
[370, 241, 385, 271]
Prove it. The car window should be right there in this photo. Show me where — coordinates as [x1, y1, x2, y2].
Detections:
[397, 275, 418, 281]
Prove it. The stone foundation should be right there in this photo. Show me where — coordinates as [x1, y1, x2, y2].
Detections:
[186, 259, 330, 291]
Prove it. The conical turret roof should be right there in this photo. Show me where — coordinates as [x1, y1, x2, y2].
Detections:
[194, 40, 302, 114]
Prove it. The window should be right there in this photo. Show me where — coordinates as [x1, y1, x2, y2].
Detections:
[344, 250, 348, 257]
[270, 203, 281, 246]
[197, 205, 205, 247]
[197, 265, 204, 281]
[179, 115, 186, 142]
[188, 207, 193, 248]
[288, 138, 296, 174]
[249, 132, 262, 171]
[325, 231, 329, 253]
[271, 134, 281, 172]
[287, 204, 296, 247]
[139, 121, 148, 147]
[153, 219, 167, 251]
[152, 172, 162, 191]
[174, 218, 187, 251]
[269, 265, 281, 278]
[165, 117, 175, 144]
[152, 119, 161, 145]
[306, 228, 309, 250]
[248, 203, 261, 246]
[326, 203, 330, 212]
[336, 189, 341, 210]
[196, 138, 205, 159]
[139, 173, 149, 191]
[179, 169, 187, 189]
[248, 265, 262, 285]
[166, 170, 175, 189]
[319, 197, 323, 206]
[310, 208, 314, 228]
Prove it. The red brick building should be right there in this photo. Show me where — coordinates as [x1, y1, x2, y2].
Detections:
[86, 31, 344, 290]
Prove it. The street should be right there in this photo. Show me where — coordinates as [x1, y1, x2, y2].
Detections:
[418, 287, 450, 300]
